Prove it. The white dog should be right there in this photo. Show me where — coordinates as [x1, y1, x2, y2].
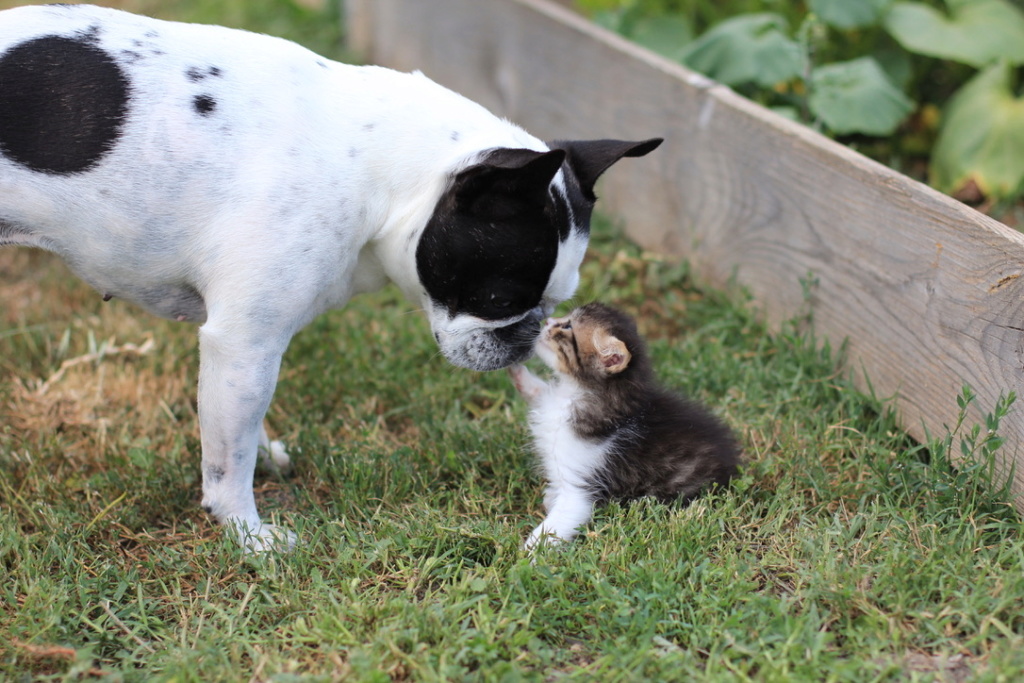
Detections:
[0, 4, 661, 551]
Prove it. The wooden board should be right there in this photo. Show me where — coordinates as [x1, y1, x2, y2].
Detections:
[347, 0, 1024, 508]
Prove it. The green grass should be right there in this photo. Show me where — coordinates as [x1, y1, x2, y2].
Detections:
[2, 1, 1024, 680]
[4, 214, 1023, 680]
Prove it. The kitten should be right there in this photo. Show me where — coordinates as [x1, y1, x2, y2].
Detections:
[509, 302, 740, 550]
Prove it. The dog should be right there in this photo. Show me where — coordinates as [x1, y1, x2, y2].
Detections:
[0, 4, 661, 551]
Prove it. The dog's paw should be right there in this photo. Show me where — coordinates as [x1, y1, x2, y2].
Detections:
[258, 440, 292, 474]
[236, 522, 297, 554]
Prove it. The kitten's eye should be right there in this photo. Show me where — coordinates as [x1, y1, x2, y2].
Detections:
[560, 321, 572, 330]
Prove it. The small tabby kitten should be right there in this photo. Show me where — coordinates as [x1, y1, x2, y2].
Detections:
[509, 302, 740, 550]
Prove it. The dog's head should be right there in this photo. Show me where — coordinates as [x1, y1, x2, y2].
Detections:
[416, 137, 662, 371]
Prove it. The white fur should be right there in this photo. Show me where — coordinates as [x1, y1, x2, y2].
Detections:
[510, 364, 611, 550]
[0, 5, 588, 552]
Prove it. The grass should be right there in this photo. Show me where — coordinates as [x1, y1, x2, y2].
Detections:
[2, 1, 1024, 680]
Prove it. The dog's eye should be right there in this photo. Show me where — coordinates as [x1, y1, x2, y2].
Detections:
[489, 295, 512, 310]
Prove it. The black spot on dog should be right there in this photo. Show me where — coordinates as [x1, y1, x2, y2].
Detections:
[121, 49, 143, 63]
[193, 95, 217, 116]
[144, 30, 159, 38]
[316, 60, 327, 69]
[187, 65, 223, 81]
[202, 505, 214, 515]
[76, 24, 102, 43]
[416, 148, 565, 322]
[547, 184, 577, 242]
[205, 466, 225, 484]
[0, 35, 130, 175]
[362, 123, 375, 132]
[348, 147, 359, 158]
[451, 131, 461, 142]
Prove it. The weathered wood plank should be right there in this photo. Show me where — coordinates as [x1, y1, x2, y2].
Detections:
[347, 0, 1024, 507]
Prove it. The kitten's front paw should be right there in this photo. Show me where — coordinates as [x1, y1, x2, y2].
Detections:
[523, 525, 567, 553]
[234, 522, 297, 554]
[508, 364, 528, 394]
[509, 364, 544, 400]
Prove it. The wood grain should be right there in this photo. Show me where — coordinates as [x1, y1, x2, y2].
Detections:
[347, 0, 1024, 508]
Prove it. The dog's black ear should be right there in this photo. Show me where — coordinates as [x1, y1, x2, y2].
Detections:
[551, 138, 663, 200]
[454, 148, 566, 215]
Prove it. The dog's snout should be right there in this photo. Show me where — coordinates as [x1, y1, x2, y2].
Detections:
[493, 310, 543, 346]
[524, 305, 544, 325]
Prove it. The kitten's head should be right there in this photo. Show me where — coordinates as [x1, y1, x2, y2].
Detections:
[535, 302, 647, 382]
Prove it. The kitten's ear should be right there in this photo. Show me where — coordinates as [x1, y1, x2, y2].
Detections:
[593, 331, 631, 374]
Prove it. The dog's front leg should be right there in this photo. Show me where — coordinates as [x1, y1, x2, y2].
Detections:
[197, 322, 295, 552]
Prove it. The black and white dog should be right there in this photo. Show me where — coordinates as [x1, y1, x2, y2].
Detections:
[0, 4, 661, 550]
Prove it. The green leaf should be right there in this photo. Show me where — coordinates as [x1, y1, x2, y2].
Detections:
[871, 41, 913, 89]
[810, 0, 893, 30]
[629, 14, 693, 61]
[809, 57, 914, 135]
[930, 61, 1024, 200]
[592, 10, 625, 32]
[680, 13, 803, 87]
[770, 105, 801, 122]
[577, 0, 630, 12]
[884, 0, 1024, 67]
[593, 9, 692, 61]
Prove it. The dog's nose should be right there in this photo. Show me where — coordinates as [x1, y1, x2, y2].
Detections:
[521, 306, 544, 326]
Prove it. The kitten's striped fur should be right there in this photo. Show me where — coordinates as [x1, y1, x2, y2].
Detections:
[510, 303, 740, 549]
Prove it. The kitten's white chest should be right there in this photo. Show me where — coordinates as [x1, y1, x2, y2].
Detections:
[529, 379, 609, 489]
[521, 376, 610, 549]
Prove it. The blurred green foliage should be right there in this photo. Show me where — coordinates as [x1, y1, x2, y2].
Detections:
[579, 0, 1024, 206]
[0, 0, 350, 62]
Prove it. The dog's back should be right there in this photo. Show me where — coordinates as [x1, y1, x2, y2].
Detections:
[0, 4, 542, 323]
[0, 5, 337, 268]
